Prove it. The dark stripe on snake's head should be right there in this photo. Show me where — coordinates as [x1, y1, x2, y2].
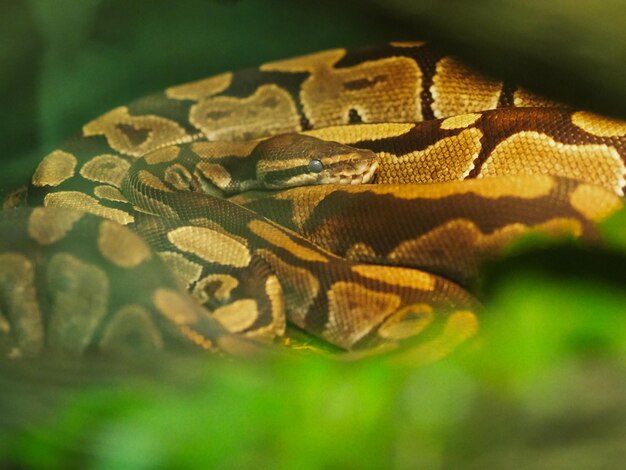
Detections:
[254, 133, 378, 189]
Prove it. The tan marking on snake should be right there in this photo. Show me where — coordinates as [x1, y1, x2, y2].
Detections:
[212, 300, 259, 333]
[192, 274, 239, 304]
[83, 106, 189, 157]
[260, 274, 286, 338]
[196, 162, 233, 189]
[166, 72, 233, 101]
[44, 192, 135, 225]
[79, 154, 131, 187]
[188, 217, 248, 246]
[167, 226, 251, 267]
[431, 57, 501, 119]
[137, 169, 173, 192]
[179, 325, 214, 350]
[305, 122, 415, 144]
[179, 325, 214, 351]
[153, 289, 218, 350]
[254, 157, 316, 176]
[98, 220, 152, 268]
[481, 131, 626, 194]
[162, 164, 195, 192]
[221, 274, 285, 342]
[94, 185, 126, 203]
[128, 189, 178, 219]
[192, 140, 257, 159]
[143, 146, 181, 165]
[32, 150, 77, 187]
[326, 282, 401, 349]
[351, 265, 436, 291]
[248, 219, 329, 263]
[0, 254, 43, 357]
[377, 304, 434, 341]
[570, 183, 623, 221]
[440, 113, 482, 130]
[152, 288, 202, 325]
[257, 248, 319, 327]
[271, 187, 333, 231]
[345, 242, 378, 262]
[265, 51, 422, 126]
[27, 208, 83, 245]
[375, 127, 484, 183]
[366, 175, 556, 200]
[100, 304, 164, 354]
[571, 111, 626, 137]
[188, 84, 300, 141]
[46, 253, 109, 354]
[158, 251, 203, 289]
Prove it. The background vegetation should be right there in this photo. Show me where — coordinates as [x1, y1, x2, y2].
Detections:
[1, 0, 625, 468]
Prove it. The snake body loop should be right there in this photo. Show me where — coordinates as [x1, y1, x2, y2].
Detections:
[1, 41, 624, 359]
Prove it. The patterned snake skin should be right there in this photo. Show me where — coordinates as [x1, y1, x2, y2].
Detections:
[1, 41, 624, 360]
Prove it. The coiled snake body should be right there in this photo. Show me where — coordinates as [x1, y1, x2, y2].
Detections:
[1, 41, 624, 359]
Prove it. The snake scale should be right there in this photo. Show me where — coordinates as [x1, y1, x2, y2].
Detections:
[1, 41, 624, 360]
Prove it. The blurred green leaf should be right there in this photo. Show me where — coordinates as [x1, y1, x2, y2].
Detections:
[600, 205, 626, 251]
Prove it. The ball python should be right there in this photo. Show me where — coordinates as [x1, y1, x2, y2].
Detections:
[1, 41, 624, 360]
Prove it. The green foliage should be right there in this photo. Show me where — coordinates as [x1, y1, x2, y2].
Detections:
[2, 244, 625, 468]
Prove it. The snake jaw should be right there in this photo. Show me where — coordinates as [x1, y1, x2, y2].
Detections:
[318, 147, 379, 186]
[324, 159, 379, 185]
[362, 159, 379, 184]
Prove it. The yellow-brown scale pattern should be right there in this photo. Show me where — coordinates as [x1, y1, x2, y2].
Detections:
[1, 41, 624, 359]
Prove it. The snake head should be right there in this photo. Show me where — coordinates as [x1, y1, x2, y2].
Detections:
[254, 133, 378, 189]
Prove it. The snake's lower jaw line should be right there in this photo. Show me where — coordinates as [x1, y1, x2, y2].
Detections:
[363, 161, 379, 184]
[324, 161, 379, 185]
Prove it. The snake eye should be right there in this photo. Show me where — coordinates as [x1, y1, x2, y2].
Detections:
[308, 159, 324, 173]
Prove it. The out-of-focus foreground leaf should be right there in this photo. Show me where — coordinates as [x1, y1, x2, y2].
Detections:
[1, 254, 625, 468]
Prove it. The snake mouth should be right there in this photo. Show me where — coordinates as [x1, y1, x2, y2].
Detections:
[325, 160, 379, 185]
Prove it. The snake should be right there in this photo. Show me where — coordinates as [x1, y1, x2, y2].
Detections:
[1, 41, 624, 360]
